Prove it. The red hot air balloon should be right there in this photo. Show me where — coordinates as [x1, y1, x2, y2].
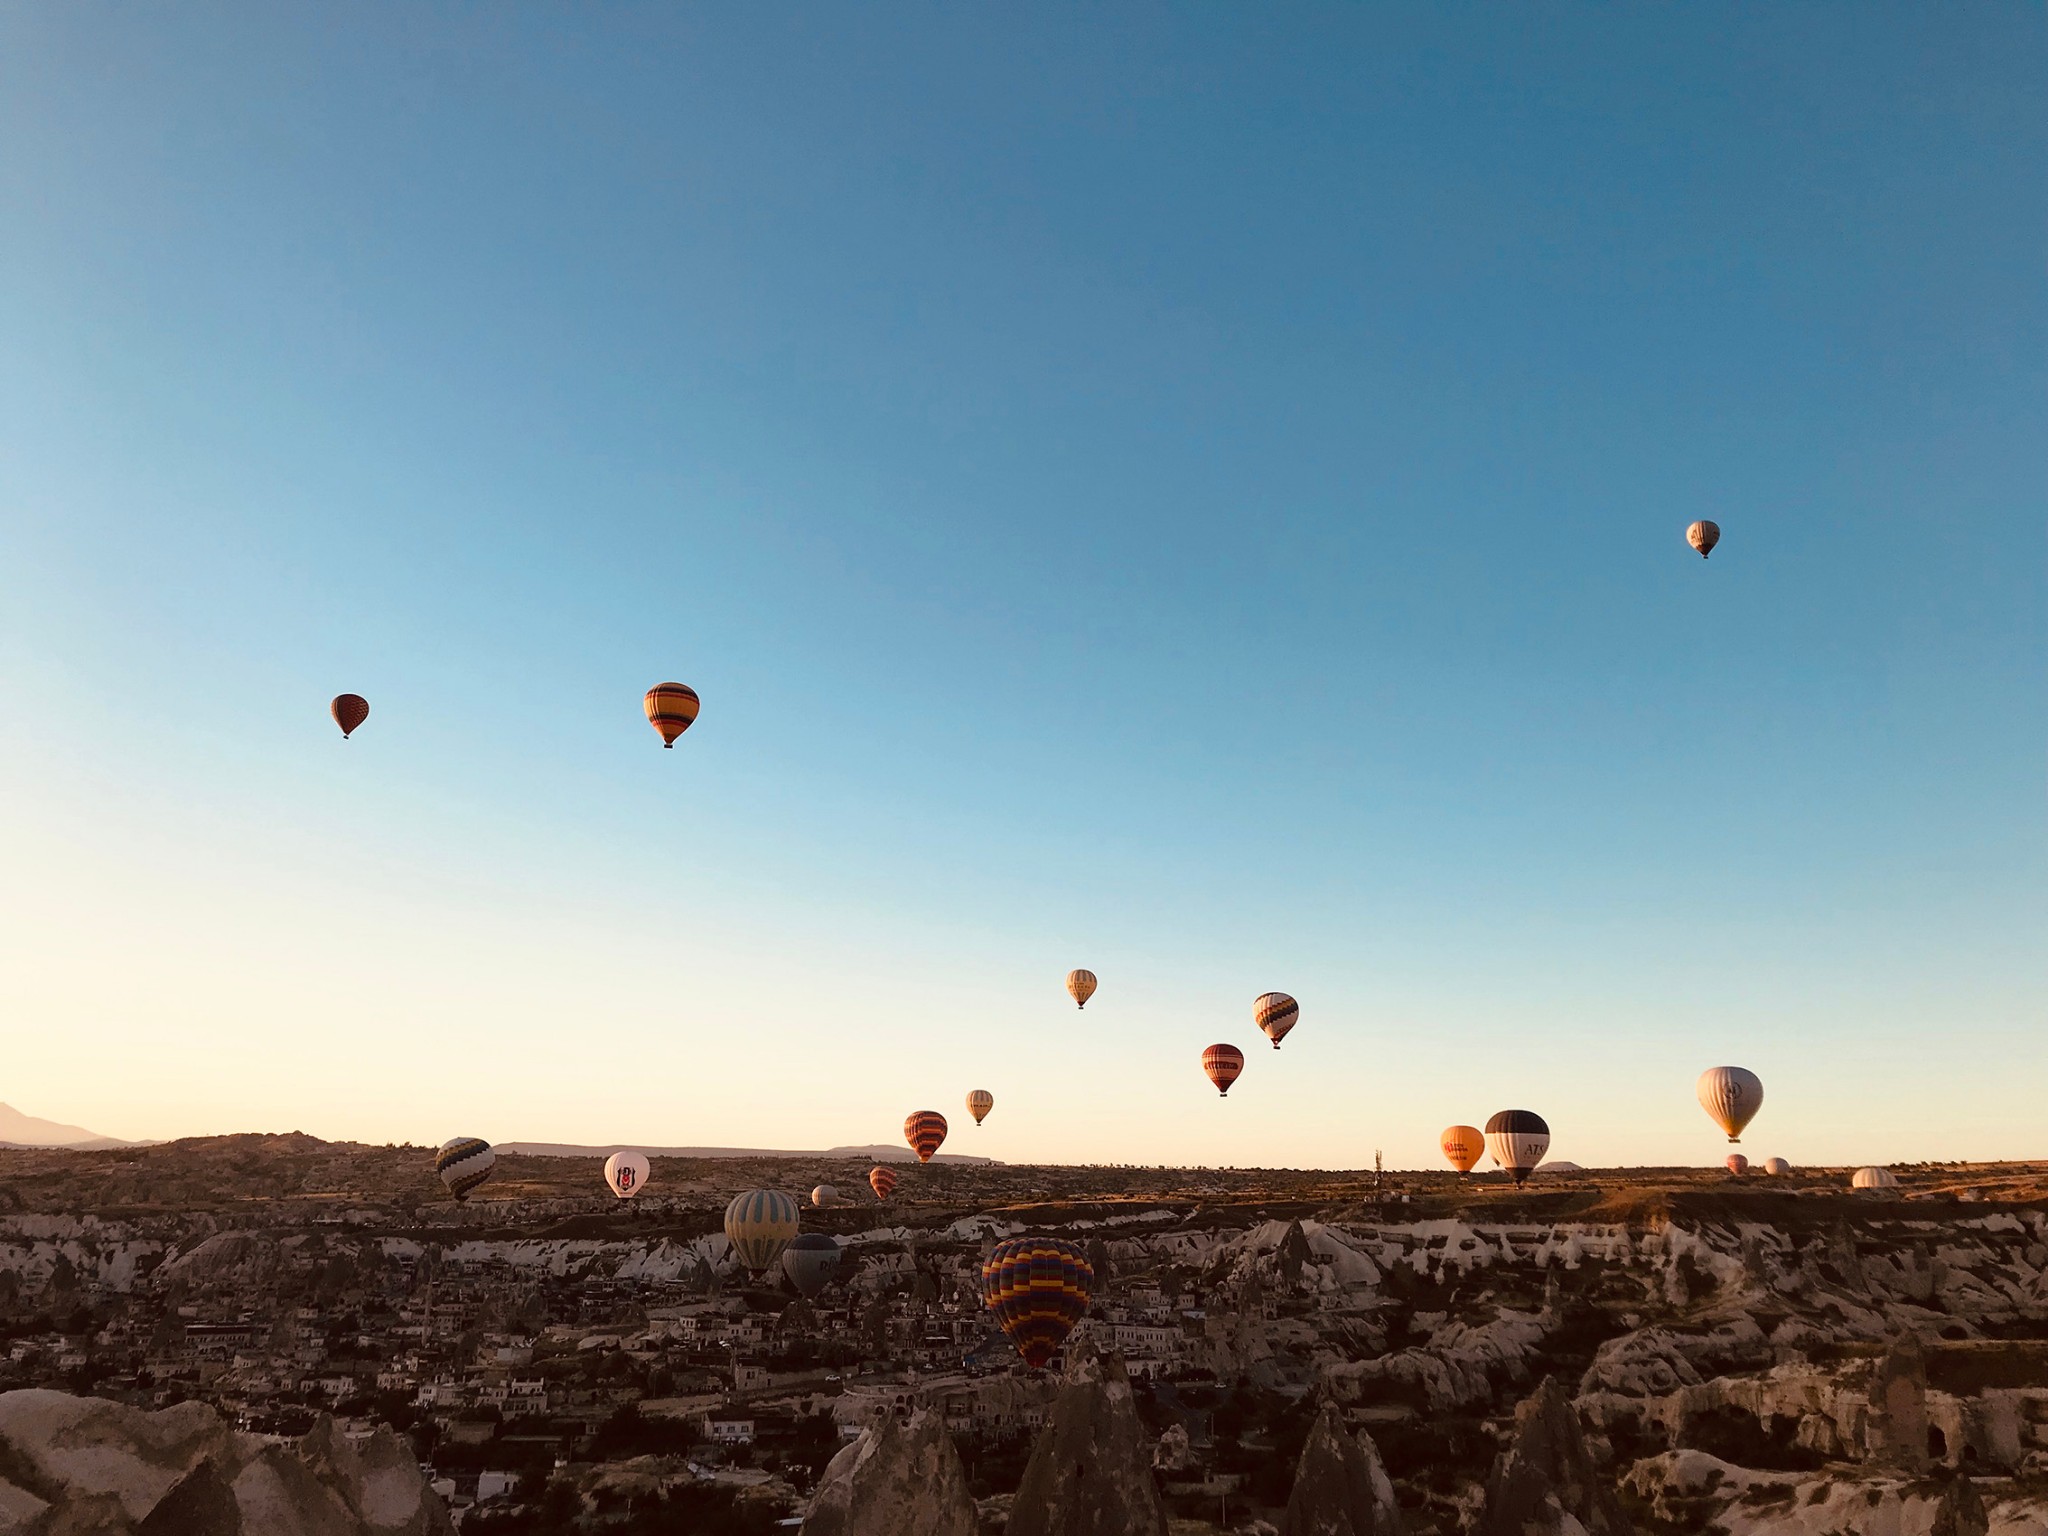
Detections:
[643, 683, 700, 747]
[331, 694, 369, 739]
[904, 1111, 948, 1163]
[1202, 1044, 1245, 1097]
[1687, 520, 1721, 559]
[1726, 1153, 1749, 1176]
[868, 1165, 899, 1201]
[982, 1236, 1094, 1370]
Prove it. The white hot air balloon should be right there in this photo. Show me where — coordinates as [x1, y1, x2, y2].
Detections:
[1852, 1166, 1899, 1190]
[604, 1151, 650, 1199]
[811, 1185, 839, 1208]
[1697, 1066, 1764, 1143]
[1762, 1157, 1791, 1176]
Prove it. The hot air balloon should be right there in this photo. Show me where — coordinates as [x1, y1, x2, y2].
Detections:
[868, 1165, 899, 1202]
[1697, 1067, 1764, 1143]
[967, 1090, 994, 1126]
[1441, 1125, 1484, 1174]
[1687, 520, 1721, 559]
[643, 683, 700, 748]
[811, 1185, 839, 1208]
[904, 1111, 947, 1163]
[435, 1138, 495, 1202]
[1202, 1044, 1245, 1097]
[723, 1189, 800, 1274]
[1726, 1153, 1749, 1176]
[604, 1151, 650, 1199]
[1484, 1111, 1550, 1186]
[331, 694, 369, 739]
[1254, 993, 1299, 1050]
[1066, 970, 1098, 1009]
[1763, 1157, 1791, 1176]
[1852, 1166, 1899, 1190]
[781, 1233, 843, 1299]
[982, 1236, 1094, 1370]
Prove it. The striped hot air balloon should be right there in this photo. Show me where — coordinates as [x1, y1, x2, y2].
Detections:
[1202, 1044, 1245, 1097]
[982, 1237, 1094, 1370]
[904, 1111, 948, 1163]
[1254, 993, 1299, 1049]
[780, 1233, 843, 1299]
[643, 683, 700, 747]
[1484, 1110, 1550, 1186]
[603, 1151, 649, 1199]
[435, 1138, 495, 1202]
[1066, 970, 1098, 1009]
[1687, 520, 1721, 559]
[723, 1189, 800, 1273]
[1441, 1125, 1484, 1174]
[868, 1165, 899, 1202]
[966, 1090, 994, 1126]
[1726, 1153, 1749, 1176]
[1697, 1067, 1764, 1143]
[331, 694, 369, 739]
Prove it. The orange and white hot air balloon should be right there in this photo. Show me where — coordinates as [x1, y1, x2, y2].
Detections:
[1440, 1125, 1484, 1174]
[643, 683, 700, 747]
[1254, 993, 1299, 1050]
[1697, 1066, 1763, 1143]
[331, 694, 369, 739]
[1066, 970, 1097, 1009]
[904, 1111, 948, 1163]
[1202, 1044, 1245, 1097]
[966, 1090, 994, 1126]
[1687, 520, 1721, 559]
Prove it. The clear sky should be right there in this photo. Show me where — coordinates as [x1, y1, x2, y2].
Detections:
[1, 5, 2040, 1170]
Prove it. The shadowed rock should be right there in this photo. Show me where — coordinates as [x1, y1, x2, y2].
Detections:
[1478, 1376, 1633, 1536]
[801, 1410, 975, 1536]
[1868, 1332, 1930, 1471]
[1930, 1475, 1989, 1536]
[138, 1458, 241, 1535]
[1282, 1402, 1404, 1536]
[1008, 1344, 1169, 1536]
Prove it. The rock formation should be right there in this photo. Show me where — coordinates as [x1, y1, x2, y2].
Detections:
[0, 1390, 451, 1535]
[1478, 1376, 1634, 1536]
[1007, 1345, 1169, 1536]
[800, 1409, 975, 1536]
[1929, 1474, 1989, 1536]
[1281, 1401, 1404, 1536]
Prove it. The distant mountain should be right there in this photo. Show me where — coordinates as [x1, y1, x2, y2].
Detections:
[496, 1140, 997, 1166]
[0, 1103, 131, 1148]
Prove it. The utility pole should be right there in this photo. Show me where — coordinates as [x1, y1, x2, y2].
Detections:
[1374, 1150, 1384, 1216]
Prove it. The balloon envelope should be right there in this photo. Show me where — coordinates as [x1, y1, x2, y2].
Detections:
[1687, 520, 1721, 559]
[1697, 1067, 1764, 1142]
[1763, 1157, 1792, 1176]
[1254, 993, 1299, 1049]
[1202, 1044, 1245, 1097]
[867, 1165, 899, 1201]
[1440, 1125, 1484, 1174]
[966, 1090, 994, 1126]
[982, 1236, 1094, 1370]
[1852, 1166, 1899, 1190]
[643, 683, 701, 747]
[1484, 1111, 1550, 1186]
[810, 1185, 838, 1208]
[780, 1233, 843, 1298]
[435, 1138, 495, 1202]
[1725, 1153, 1749, 1176]
[724, 1189, 800, 1273]
[904, 1111, 948, 1163]
[331, 694, 369, 739]
[604, 1152, 650, 1199]
[1066, 969, 1098, 1009]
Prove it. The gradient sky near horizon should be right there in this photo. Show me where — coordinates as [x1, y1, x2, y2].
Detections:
[1, 5, 2041, 1170]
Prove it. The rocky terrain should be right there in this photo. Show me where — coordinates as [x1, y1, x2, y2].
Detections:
[0, 1137, 2043, 1534]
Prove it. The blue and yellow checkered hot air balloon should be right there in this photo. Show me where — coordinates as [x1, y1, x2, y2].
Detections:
[982, 1237, 1094, 1370]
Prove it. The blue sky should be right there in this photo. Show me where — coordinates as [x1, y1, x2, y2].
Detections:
[1, 5, 2040, 1168]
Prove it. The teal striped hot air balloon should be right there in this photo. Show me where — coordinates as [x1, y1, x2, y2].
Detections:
[724, 1189, 800, 1274]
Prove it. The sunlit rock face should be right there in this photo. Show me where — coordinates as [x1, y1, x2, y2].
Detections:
[0, 1391, 452, 1535]
[800, 1409, 976, 1536]
[1008, 1345, 1169, 1536]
